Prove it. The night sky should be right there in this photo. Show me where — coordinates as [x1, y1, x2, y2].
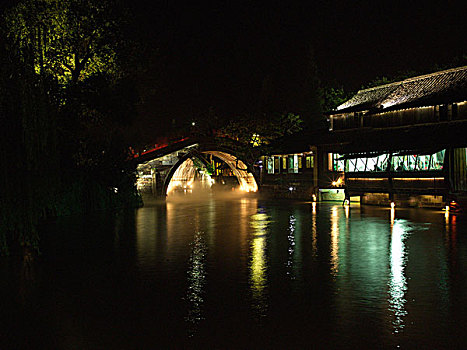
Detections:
[112, 1, 467, 132]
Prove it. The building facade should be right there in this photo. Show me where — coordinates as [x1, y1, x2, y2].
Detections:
[325, 66, 467, 207]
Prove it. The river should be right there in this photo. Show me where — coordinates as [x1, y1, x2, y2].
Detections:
[1, 194, 466, 349]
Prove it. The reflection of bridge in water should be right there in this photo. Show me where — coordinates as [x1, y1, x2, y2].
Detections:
[133, 138, 258, 197]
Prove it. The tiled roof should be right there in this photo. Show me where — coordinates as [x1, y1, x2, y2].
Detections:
[334, 66, 467, 114]
[335, 82, 399, 112]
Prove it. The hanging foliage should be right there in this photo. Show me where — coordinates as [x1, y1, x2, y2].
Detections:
[0, 0, 141, 254]
[4, 0, 123, 84]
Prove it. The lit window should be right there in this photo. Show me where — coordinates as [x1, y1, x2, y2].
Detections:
[306, 156, 314, 168]
[329, 153, 344, 171]
[392, 150, 445, 171]
[267, 157, 274, 174]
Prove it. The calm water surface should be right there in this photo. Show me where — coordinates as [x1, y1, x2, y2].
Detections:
[1, 195, 466, 349]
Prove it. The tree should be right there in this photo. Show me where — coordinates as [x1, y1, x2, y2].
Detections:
[298, 49, 323, 129]
[217, 112, 303, 166]
[0, 40, 60, 253]
[4, 0, 124, 84]
[321, 86, 349, 112]
[0, 0, 141, 254]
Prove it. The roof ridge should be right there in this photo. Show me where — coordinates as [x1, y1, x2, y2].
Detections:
[401, 65, 467, 83]
[357, 66, 467, 94]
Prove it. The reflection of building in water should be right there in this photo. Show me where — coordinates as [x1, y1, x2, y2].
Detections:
[286, 215, 296, 278]
[311, 204, 317, 257]
[249, 209, 270, 317]
[136, 207, 160, 269]
[388, 219, 409, 333]
[238, 198, 257, 266]
[185, 231, 207, 335]
[330, 206, 340, 276]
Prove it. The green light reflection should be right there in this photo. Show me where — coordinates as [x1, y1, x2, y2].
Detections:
[388, 219, 409, 333]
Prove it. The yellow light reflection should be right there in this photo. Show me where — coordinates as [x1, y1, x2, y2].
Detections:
[345, 205, 350, 218]
[390, 207, 395, 226]
[249, 210, 270, 317]
[311, 203, 317, 257]
[388, 219, 409, 333]
[136, 207, 158, 269]
[330, 206, 339, 275]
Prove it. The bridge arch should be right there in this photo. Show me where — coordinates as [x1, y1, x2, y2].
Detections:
[162, 148, 258, 196]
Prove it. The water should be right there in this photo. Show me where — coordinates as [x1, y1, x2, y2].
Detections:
[1, 195, 466, 349]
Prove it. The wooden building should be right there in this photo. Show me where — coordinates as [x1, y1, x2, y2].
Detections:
[325, 66, 467, 207]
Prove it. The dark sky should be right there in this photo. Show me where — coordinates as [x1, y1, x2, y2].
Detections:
[126, 0, 467, 130]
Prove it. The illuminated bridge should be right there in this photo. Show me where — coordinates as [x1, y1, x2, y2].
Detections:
[133, 138, 258, 197]
[133, 66, 467, 208]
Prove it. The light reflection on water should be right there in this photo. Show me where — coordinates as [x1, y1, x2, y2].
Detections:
[185, 230, 207, 335]
[18, 197, 466, 349]
[388, 219, 409, 333]
[131, 199, 467, 347]
[249, 208, 270, 317]
[330, 206, 340, 276]
[286, 214, 296, 278]
[311, 203, 318, 257]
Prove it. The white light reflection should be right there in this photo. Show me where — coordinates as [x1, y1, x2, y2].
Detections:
[249, 209, 270, 317]
[286, 215, 296, 278]
[388, 219, 409, 333]
[185, 230, 207, 336]
[330, 206, 339, 275]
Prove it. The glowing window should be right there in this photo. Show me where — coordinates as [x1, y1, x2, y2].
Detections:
[392, 150, 445, 171]
[430, 150, 445, 170]
[329, 153, 344, 171]
[267, 157, 274, 174]
[345, 154, 389, 172]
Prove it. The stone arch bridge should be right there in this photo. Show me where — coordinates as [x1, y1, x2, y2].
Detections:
[133, 138, 259, 197]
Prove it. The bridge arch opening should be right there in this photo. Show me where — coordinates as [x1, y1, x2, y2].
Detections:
[164, 150, 258, 196]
